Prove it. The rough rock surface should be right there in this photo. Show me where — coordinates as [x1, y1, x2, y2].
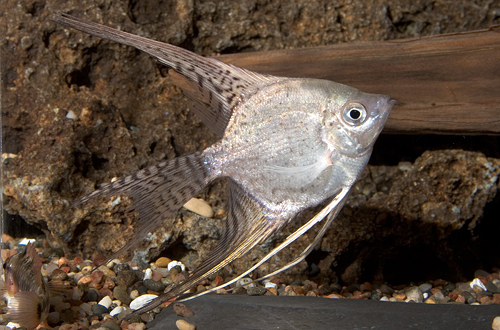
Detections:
[2, 0, 500, 285]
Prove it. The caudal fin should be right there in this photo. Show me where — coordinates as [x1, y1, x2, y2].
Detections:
[78, 152, 211, 260]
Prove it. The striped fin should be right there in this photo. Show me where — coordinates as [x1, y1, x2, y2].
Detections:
[78, 152, 210, 260]
[8, 291, 42, 330]
[132, 179, 290, 314]
[53, 13, 275, 137]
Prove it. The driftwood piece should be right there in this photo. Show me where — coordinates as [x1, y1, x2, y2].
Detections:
[217, 27, 500, 135]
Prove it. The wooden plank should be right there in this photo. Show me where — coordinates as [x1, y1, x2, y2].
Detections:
[217, 27, 500, 135]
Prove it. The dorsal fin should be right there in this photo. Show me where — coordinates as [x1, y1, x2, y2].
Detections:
[53, 13, 276, 136]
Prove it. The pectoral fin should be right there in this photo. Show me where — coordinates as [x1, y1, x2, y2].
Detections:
[8, 291, 42, 330]
[264, 157, 331, 187]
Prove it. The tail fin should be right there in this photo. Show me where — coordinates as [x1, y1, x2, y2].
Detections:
[78, 152, 211, 260]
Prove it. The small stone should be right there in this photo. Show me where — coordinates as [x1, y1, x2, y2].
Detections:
[479, 295, 493, 304]
[405, 286, 423, 303]
[86, 288, 99, 302]
[98, 296, 113, 309]
[110, 306, 125, 317]
[101, 321, 121, 330]
[98, 265, 117, 279]
[471, 278, 487, 291]
[113, 285, 132, 305]
[173, 303, 195, 317]
[155, 257, 172, 268]
[92, 304, 109, 316]
[266, 288, 278, 295]
[462, 291, 477, 304]
[128, 323, 146, 330]
[492, 316, 500, 330]
[129, 294, 158, 310]
[176, 319, 196, 330]
[151, 271, 163, 282]
[379, 284, 394, 295]
[474, 269, 490, 278]
[50, 268, 68, 281]
[91, 270, 104, 284]
[20, 36, 33, 50]
[113, 263, 131, 273]
[183, 198, 214, 218]
[360, 282, 372, 292]
[449, 291, 459, 300]
[486, 281, 499, 293]
[144, 269, 152, 280]
[247, 286, 267, 296]
[79, 303, 92, 315]
[144, 279, 165, 292]
[117, 270, 137, 288]
[168, 261, 186, 272]
[418, 283, 432, 293]
[47, 311, 60, 325]
[393, 292, 406, 300]
[433, 291, 448, 304]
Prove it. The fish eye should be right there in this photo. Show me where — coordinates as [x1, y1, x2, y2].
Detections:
[342, 102, 367, 125]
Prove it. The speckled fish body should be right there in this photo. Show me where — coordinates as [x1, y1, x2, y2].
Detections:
[54, 14, 395, 314]
[1, 243, 50, 330]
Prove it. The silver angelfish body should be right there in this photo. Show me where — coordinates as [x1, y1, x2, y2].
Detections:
[54, 13, 395, 314]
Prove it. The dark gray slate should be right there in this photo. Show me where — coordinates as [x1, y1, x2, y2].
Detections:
[148, 294, 500, 330]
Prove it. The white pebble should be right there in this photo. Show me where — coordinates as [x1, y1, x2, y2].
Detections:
[183, 198, 214, 218]
[6, 322, 20, 329]
[98, 296, 112, 308]
[265, 282, 277, 289]
[129, 294, 158, 310]
[18, 238, 36, 245]
[237, 277, 255, 289]
[66, 110, 78, 120]
[109, 306, 125, 317]
[470, 278, 487, 291]
[144, 268, 153, 280]
[167, 261, 186, 272]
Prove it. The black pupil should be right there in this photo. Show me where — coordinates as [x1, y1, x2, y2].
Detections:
[349, 109, 361, 120]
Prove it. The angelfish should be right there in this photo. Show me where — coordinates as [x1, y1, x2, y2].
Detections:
[54, 14, 395, 313]
[1, 243, 50, 330]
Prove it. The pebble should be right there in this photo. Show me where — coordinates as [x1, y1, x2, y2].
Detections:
[155, 257, 172, 268]
[173, 303, 195, 317]
[109, 306, 125, 317]
[113, 285, 131, 305]
[101, 321, 121, 330]
[492, 316, 500, 330]
[471, 278, 487, 291]
[176, 319, 196, 330]
[128, 323, 146, 330]
[129, 294, 158, 310]
[47, 311, 60, 325]
[405, 286, 423, 303]
[183, 198, 214, 218]
[117, 270, 137, 287]
[168, 261, 186, 272]
[247, 286, 267, 296]
[92, 304, 109, 316]
[144, 279, 165, 292]
[98, 296, 113, 309]
[144, 269, 152, 280]
[86, 288, 99, 302]
[486, 281, 499, 293]
[418, 283, 432, 293]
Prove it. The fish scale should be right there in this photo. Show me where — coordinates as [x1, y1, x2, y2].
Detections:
[53, 13, 395, 314]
